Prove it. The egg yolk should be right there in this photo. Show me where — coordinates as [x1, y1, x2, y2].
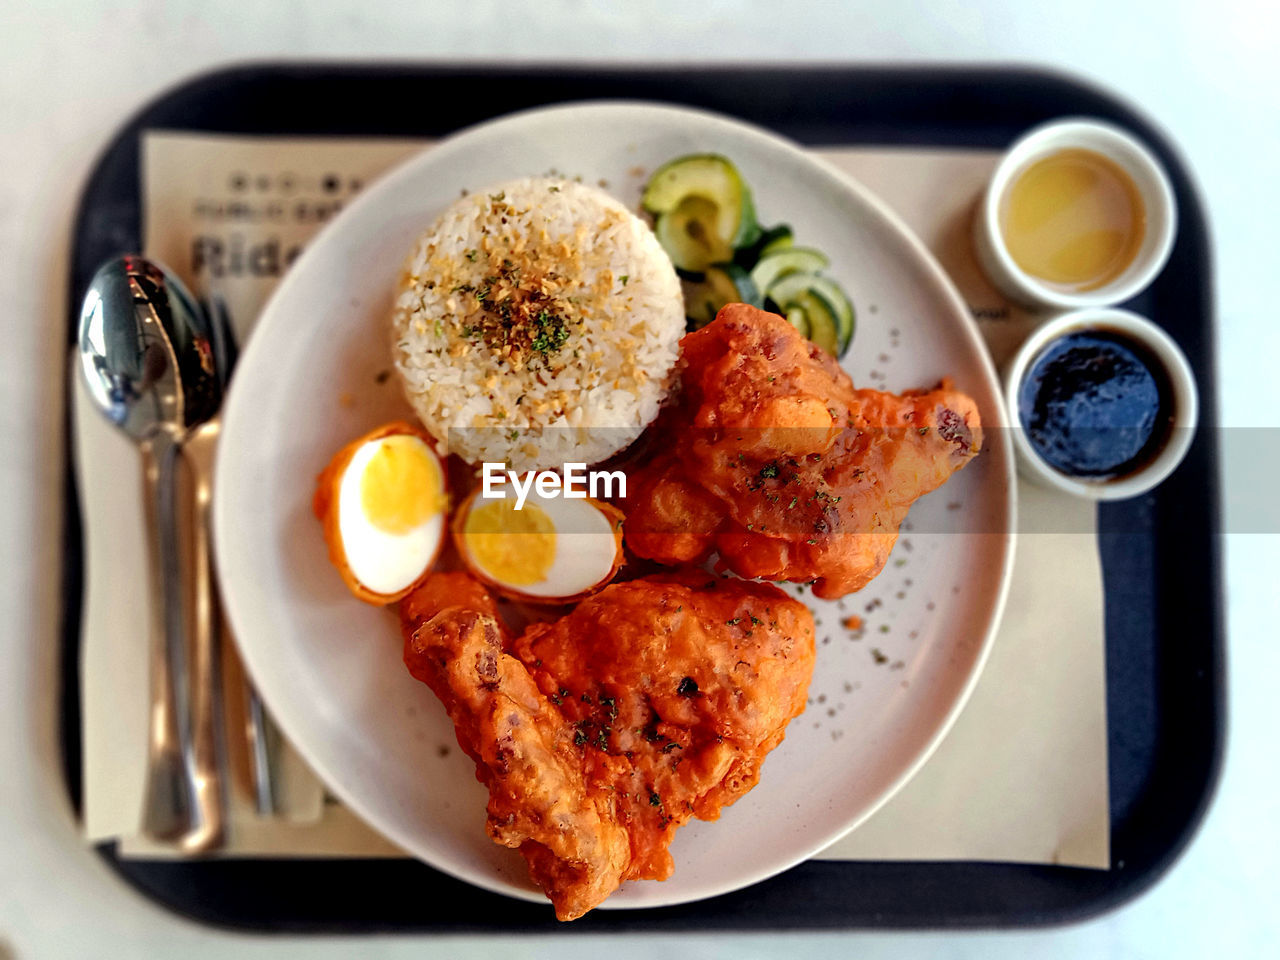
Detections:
[358, 436, 444, 535]
[463, 499, 556, 586]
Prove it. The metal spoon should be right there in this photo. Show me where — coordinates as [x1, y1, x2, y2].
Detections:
[78, 255, 225, 850]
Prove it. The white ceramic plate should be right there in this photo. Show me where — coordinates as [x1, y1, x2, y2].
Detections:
[214, 102, 1015, 912]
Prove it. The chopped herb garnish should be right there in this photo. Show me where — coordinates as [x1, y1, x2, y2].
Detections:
[530, 309, 570, 356]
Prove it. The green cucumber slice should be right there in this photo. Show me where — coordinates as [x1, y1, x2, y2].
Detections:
[759, 224, 795, 256]
[654, 196, 735, 274]
[732, 223, 793, 270]
[683, 263, 763, 330]
[736, 189, 762, 249]
[792, 292, 840, 356]
[768, 272, 856, 356]
[784, 305, 811, 339]
[643, 154, 759, 262]
[749, 247, 832, 298]
[705, 263, 763, 310]
[682, 280, 718, 330]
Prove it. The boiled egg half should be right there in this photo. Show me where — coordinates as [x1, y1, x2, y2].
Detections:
[454, 485, 624, 603]
[313, 422, 447, 604]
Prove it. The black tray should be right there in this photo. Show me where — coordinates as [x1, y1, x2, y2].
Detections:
[62, 63, 1224, 933]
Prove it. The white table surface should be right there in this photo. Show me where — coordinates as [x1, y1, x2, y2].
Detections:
[3, 2, 1277, 957]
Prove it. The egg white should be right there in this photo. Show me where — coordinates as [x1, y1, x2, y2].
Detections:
[336, 437, 445, 597]
[462, 488, 620, 599]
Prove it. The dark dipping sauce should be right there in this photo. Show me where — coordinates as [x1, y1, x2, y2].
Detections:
[1018, 330, 1170, 478]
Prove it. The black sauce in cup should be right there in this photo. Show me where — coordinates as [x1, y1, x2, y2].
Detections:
[1017, 330, 1171, 478]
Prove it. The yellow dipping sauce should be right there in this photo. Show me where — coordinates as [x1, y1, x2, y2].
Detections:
[1001, 148, 1146, 292]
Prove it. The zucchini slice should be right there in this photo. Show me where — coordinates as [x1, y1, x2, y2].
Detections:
[792, 292, 841, 356]
[759, 224, 795, 256]
[705, 263, 763, 310]
[784, 305, 811, 339]
[732, 225, 788, 272]
[749, 247, 832, 298]
[654, 197, 735, 274]
[682, 280, 719, 330]
[768, 272, 856, 356]
[643, 154, 760, 268]
[685, 263, 763, 330]
[732, 223, 793, 270]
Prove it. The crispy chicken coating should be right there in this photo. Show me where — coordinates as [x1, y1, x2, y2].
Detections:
[402, 570, 814, 920]
[624, 305, 983, 598]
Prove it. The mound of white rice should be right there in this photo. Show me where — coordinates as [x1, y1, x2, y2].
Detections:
[392, 177, 684, 471]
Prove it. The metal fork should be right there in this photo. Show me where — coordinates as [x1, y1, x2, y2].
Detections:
[197, 287, 280, 818]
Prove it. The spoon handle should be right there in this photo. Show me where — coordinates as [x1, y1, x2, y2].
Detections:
[139, 431, 190, 842]
[178, 420, 226, 853]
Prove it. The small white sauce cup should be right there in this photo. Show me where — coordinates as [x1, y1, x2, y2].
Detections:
[975, 118, 1177, 310]
[1003, 308, 1198, 500]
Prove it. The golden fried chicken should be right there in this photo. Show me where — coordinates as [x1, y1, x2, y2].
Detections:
[624, 304, 983, 598]
[402, 569, 815, 920]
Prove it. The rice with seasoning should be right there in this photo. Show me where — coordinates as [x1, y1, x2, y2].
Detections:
[392, 177, 684, 471]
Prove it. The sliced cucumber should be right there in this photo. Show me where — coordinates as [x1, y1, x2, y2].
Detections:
[685, 263, 762, 330]
[759, 224, 795, 256]
[749, 247, 831, 298]
[648, 153, 856, 354]
[654, 196, 735, 274]
[736, 190, 762, 249]
[784, 305, 811, 339]
[643, 154, 759, 269]
[682, 280, 719, 330]
[767, 272, 856, 356]
[794, 292, 841, 355]
[705, 262, 763, 310]
[732, 223, 793, 270]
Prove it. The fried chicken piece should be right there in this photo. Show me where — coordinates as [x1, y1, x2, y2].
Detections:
[403, 575, 631, 919]
[402, 569, 814, 920]
[624, 304, 983, 598]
